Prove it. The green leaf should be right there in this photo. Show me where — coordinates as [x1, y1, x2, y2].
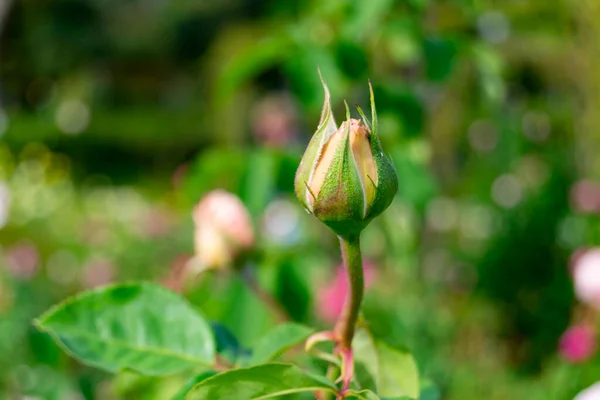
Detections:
[390, 147, 437, 211]
[419, 379, 441, 400]
[353, 329, 419, 398]
[211, 274, 273, 347]
[35, 282, 215, 376]
[181, 148, 248, 207]
[346, 389, 381, 400]
[275, 258, 311, 321]
[249, 323, 314, 365]
[346, 390, 414, 400]
[240, 149, 279, 218]
[185, 362, 337, 399]
[172, 371, 217, 400]
[211, 322, 250, 364]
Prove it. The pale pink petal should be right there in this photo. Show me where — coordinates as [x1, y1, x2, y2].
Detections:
[192, 190, 255, 270]
[575, 382, 600, 400]
[573, 248, 600, 310]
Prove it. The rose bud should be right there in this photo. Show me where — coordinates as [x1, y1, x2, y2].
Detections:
[294, 75, 398, 239]
[191, 190, 255, 271]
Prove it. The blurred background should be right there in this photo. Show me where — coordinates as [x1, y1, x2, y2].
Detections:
[1, 0, 600, 399]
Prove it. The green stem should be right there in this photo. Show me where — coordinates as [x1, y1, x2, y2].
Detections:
[334, 235, 364, 350]
[316, 236, 363, 400]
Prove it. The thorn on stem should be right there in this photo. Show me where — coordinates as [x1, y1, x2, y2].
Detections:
[339, 347, 354, 394]
[305, 330, 337, 352]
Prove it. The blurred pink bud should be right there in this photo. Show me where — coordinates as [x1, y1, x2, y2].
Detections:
[559, 324, 596, 363]
[317, 260, 377, 323]
[192, 190, 254, 271]
[570, 179, 600, 214]
[4, 242, 39, 280]
[573, 248, 600, 310]
[81, 258, 114, 288]
[575, 382, 600, 400]
[0, 182, 11, 228]
[570, 248, 589, 275]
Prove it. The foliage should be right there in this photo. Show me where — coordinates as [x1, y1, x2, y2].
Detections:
[0, 0, 598, 399]
[34, 282, 419, 399]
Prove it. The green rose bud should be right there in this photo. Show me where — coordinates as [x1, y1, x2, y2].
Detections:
[294, 75, 398, 239]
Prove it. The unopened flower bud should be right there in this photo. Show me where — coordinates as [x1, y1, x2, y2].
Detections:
[192, 190, 254, 271]
[295, 75, 398, 238]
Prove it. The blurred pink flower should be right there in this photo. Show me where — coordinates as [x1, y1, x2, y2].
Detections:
[317, 260, 377, 323]
[4, 242, 39, 280]
[0, 182, 11, 229]
[571, 179, 600, 214]
[570, 248, 589, 275]
[575, 382, 600, 400]
[559, 324, 596, 363]
[573, 248, 600, 310]
[192, 190, 254, 271]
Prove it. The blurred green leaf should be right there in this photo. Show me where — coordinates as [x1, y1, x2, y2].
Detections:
[390, 147, 437, 210]
[182, 148, 248, 205]
[16, 366, 80, 400]
[334, 39, 369, 79]
[353, 329, 420, 399]
[284, 45, 344, 111]
[419, 379, 441, 400]
[275, 257, 312, 321]
[213, 31, 292, 104]
[28, 326, 63, 366]
[214, 275, 273, 347]
[423, 37, 458, 82]
[211, 322, 250, 364]
[239, 149, 279, 217]
[373, 85, 425, 138]
[249, 322, 314, 365]
[346, 389, 382, 399]
[342, 0, 395, 41]
[185, 362, 337, 399]
[35, 283, 215, 375]
[171, 370, 217, 400]
[347, 389, 414, 400]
